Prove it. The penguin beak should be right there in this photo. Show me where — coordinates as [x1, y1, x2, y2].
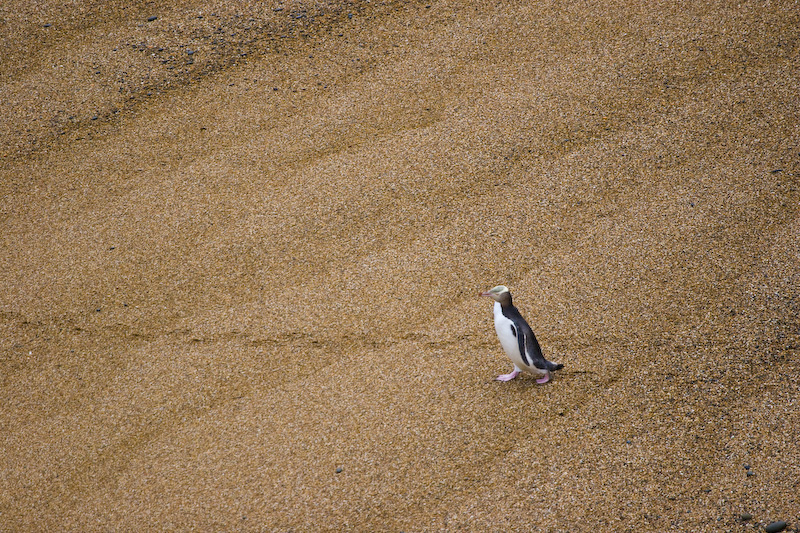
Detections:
[479, 291, 492, 298]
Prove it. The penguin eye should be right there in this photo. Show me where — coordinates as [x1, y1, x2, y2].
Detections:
[509, 325, 516, 337]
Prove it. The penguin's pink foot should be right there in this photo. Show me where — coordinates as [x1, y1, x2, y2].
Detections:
[536, 372, 551, 384]
[495, 370, 520, 382]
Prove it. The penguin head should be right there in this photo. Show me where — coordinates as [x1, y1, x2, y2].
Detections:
[480, 285, 512, 303]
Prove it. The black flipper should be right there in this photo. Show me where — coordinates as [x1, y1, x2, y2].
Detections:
[511, 323, 531, 367]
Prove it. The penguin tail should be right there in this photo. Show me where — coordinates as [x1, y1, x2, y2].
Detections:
[547, 361, 564, 371]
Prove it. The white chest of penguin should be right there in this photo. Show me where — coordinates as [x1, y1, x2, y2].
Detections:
[492, 302, 526, 365]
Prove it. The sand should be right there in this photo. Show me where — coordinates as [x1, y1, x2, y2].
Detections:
[1, 0, 798, 530]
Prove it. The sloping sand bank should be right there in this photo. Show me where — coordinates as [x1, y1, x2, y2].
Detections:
[1, 0, 798, 530]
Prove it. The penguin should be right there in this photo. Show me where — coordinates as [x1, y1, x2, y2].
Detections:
[480, 285, 563, 383]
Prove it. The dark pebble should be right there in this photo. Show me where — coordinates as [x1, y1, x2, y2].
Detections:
[43, 23, 52, 28]
[746, 470, 755, 477]
[744, 464, 750, 470]
[335, 467, 343, 474]
[187, 50, 195, 55]
[147, 16, 158, 22]
[765, 521, 787, 533]
[740, 513, 753, 521]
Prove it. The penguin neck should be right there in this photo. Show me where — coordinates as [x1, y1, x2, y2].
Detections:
[497, 292, 513, 308]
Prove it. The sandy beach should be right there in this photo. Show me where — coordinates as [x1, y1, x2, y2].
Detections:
[1, 0, 798, 530]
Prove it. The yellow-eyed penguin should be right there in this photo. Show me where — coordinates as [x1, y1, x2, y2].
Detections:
[480, 285, 563, 383]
